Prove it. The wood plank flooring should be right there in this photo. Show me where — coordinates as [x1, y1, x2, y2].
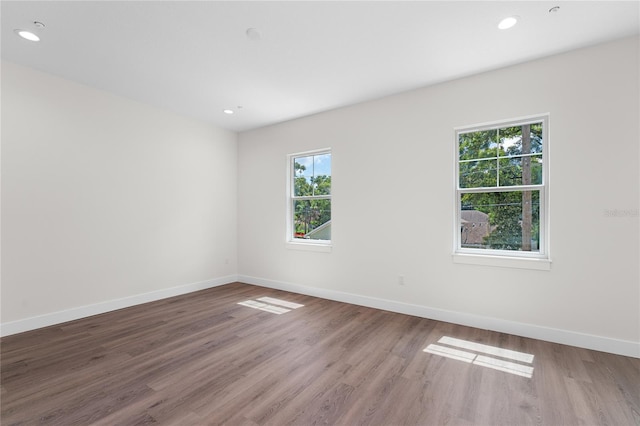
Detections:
[2, 282, 639, 425]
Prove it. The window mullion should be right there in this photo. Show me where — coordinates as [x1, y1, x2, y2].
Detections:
[459, 184, 543, 194]
[292, 195, 331, 201]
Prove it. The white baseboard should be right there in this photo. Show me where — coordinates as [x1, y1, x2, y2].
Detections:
[238, 275, 640, 359]
[4, 274, 637, 359]
[0, 275, 238, 337]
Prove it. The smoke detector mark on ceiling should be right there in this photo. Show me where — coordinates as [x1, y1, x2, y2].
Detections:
[246, 28, 262, 41]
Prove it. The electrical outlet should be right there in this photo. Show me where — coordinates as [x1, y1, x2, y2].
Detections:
[398, 275, 405, 286]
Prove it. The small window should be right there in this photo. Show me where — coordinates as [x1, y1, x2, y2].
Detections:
[455, 116, 549, 263]
[287, 149, 331, 245]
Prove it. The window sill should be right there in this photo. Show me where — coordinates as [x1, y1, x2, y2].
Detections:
[452, 253, 551, 270]
[286, 241, 332, 253]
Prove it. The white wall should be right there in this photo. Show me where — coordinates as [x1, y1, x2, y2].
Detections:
[1, 62, 238, 332]
[238, 37, 639, 356]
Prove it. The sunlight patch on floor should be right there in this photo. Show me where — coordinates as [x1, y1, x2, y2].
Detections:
[237, 297, 304, 315]
[438, 336, 534, 363]
[256, 297, 304, 309]
[424, 336, 534, 378]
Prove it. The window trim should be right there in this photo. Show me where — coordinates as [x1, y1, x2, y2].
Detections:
[286, 148, 332, 251]
[453, 114, 551, 269]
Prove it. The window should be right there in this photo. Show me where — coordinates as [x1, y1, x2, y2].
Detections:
[454, 115, 549, 267]
[287, 149, 331, 246]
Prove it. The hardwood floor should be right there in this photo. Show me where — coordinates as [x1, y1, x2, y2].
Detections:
[2, 282, 639, 425]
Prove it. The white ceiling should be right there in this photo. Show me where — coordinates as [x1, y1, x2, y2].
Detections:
[2, 1, 638, 132]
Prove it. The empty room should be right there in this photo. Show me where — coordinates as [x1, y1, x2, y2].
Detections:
[1, 1, 639, 425]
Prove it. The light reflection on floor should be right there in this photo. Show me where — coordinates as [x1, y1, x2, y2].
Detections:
[424, 336, 534, 378]
[237, 297, 304, 315]
[256, 296, 304, 309]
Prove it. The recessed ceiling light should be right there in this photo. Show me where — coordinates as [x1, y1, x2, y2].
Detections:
[498, 16, 518, 30]
[223, 109, 234, 115]
[14, 29, 40, 42]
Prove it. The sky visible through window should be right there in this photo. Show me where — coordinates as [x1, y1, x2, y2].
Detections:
[295, 153, 331, 183]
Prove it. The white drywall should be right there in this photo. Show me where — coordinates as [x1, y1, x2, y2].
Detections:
[237, 37, 639, 355]
[1, 61, 238, 328]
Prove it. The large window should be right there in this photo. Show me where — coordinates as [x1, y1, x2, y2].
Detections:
[288, 149, 331, 244]
[455, 116, 549, 263]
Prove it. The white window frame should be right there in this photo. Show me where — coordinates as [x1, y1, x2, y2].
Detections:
[286, 148, 332, 252]
[453, 114, 551, 270]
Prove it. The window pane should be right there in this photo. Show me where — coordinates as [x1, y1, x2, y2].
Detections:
[314, 154, 331, 177]
[293, 200, 331, 240]
[498, 157, 522, 186]
[293, 155, 314, 178]
[500, 123, 543, 156]
[498, 155, 543, 186]
[459, 130, 498, 161]
[293, 153, 331, 196]
[312, 174, 332, 196]
[459, 159, 498, 188]
[294, 156, 313, 196]
[313, 154, 331, 195]
[460, 190, 540, 251]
